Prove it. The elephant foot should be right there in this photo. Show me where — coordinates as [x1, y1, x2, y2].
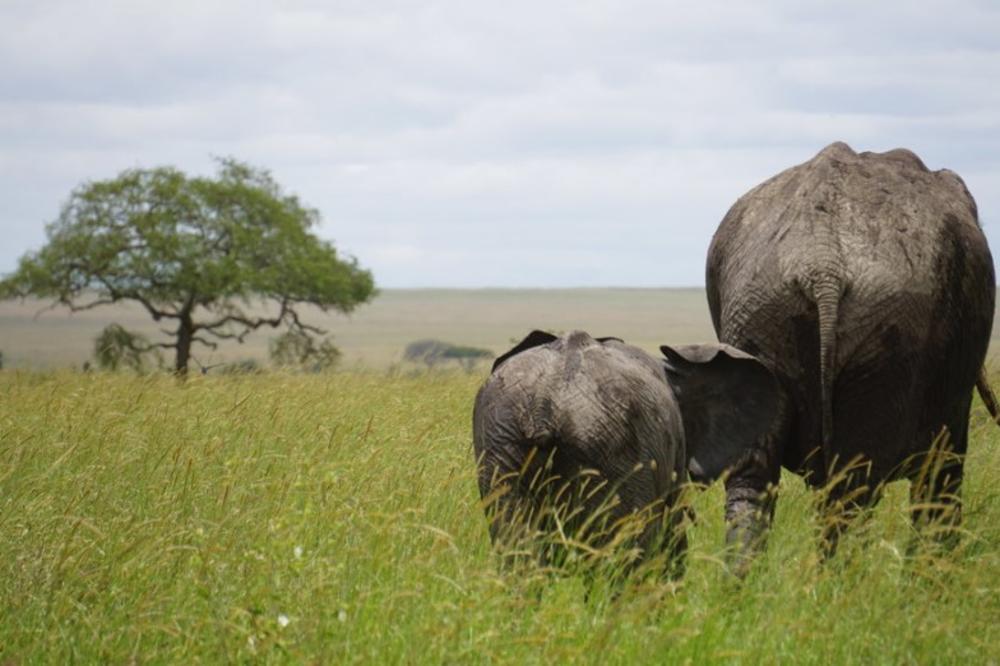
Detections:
[724, 493, 773, 578]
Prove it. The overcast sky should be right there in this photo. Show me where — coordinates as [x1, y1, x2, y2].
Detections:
[2, 1, 998, 287]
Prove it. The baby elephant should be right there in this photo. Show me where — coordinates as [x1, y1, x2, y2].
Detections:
[473, 330, 778, 576]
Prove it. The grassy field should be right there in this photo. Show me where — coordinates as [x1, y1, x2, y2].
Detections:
[2, 369, 1000, 663]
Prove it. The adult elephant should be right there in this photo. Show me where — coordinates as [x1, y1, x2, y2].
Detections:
[473, 330, 778, 576]
[706, 142, 998, 571]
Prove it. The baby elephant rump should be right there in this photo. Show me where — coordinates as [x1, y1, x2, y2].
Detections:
[473, 330, 778, 576]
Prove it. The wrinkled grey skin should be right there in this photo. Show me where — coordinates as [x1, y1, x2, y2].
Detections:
[473, 330, 778, 576]
[706, 142, 996, 569]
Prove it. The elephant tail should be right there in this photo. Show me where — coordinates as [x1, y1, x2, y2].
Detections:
[976, 366, 1000, 426]
[814, 281, 841, 450]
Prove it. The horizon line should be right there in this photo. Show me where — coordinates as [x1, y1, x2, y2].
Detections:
[373, 284, 707, 290]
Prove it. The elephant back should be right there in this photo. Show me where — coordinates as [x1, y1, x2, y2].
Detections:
[705, 141, 995, 482]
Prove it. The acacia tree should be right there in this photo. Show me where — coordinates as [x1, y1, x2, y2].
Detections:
[0, 159, 375, 374]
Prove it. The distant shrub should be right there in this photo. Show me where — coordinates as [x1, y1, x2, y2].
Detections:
[218, 359, 264, 375]
[269, 330, 342, 373]
[93, 324, 160, 372]
[403, 340, 453, 367]
[403, 339, 492, 371]
[0, 349, 4, 370]
[441, 345, 493, 372]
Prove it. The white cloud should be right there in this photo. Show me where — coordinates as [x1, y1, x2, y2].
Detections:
[1, 0, 998, 286]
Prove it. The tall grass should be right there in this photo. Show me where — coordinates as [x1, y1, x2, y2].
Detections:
[2, 370, 999, 663]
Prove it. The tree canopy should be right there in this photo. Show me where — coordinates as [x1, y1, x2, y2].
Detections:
[0, 159, 375, 374]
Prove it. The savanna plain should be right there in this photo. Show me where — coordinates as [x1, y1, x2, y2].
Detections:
[2, 289, 1000, 663]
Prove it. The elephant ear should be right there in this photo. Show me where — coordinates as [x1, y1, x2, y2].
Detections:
[660, 343, 779, 484]
[492, 330, 558, 372]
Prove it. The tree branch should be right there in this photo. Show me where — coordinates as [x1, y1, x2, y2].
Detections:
[191, 298, 329, 345]
[134, 340, 178, 352]
[200, 328, 241, 341]
[132, 292, 181, 321]
[180, 291, 197, 318]
[194, 299, 287, 332]
[190, 335, 219, 350]
[192, 298, 304, 342]
[85, 269, 183, 322]
[66, 297, 119, 312]
[288, 308, 326, 336]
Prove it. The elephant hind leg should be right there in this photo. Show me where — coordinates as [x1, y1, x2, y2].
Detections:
[723, 393, 791, 578]
[908, 423, 967, 552]
[479, 441, 633, 573]
[725, 481, 778, 577]
[477, 442, 560, 568]
[815, 465, 882, 561]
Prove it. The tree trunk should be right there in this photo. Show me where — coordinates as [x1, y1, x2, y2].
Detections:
[175, 316, 193, 376]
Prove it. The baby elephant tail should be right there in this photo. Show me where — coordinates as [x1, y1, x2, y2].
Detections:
[976, 366, 1000, 426]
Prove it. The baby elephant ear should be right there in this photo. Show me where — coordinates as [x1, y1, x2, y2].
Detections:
[661, 343, 779, 484]
[492, 330, 558, 372]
